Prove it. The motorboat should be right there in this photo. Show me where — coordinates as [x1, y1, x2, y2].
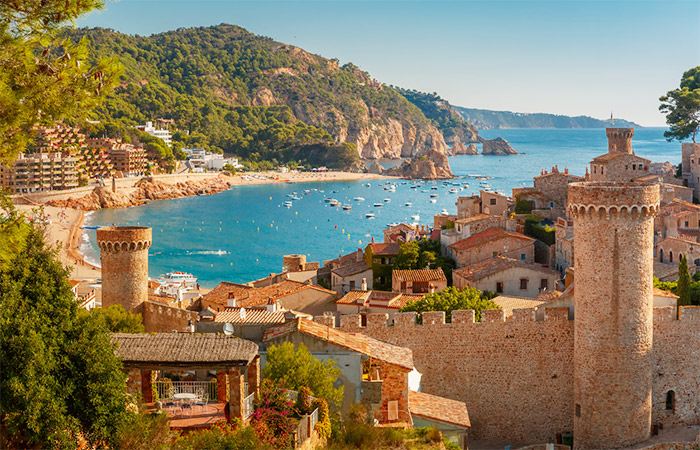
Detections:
[365, 213, 375, 219]
[441, 208, 449, 215]
[373, 202, 384, 207]
[449, 188, 459, 194]
[343, 205, 352, 210]
[324, 197, 333, 202]
[431, 186, 438, 190]
[430, 199, 436, 203]
[353, 197, 365, 202]
[330, 200, 341, 207]
[430, 193, 439, 198]
[383, 198, 391, 203]
[411, 214, 420, 221]
[161, 271, 197, 285]
[405, 202, 413, 207]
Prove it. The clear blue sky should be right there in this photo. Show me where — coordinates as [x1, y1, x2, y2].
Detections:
[76, 0, 700, 126]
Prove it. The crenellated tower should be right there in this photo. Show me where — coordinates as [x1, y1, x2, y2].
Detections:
[606, 127, 634, 154]
[568, 182, 659, 449]
[96, 226, 152, 311]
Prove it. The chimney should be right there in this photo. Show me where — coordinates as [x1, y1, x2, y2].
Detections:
[227, 292, 237, 308]
[371, 236, 375, 244]
[565, 167, 569, 174]
[429, 283, 436, 294]
[361, 278, 368, 291]
[356, 250, 363, 262]
[186, 319, 194, 333]
[240, 307, 246, 320]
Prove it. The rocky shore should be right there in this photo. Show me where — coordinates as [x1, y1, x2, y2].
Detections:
[386, 149, 454, 179]
[47, 176, 234, 211]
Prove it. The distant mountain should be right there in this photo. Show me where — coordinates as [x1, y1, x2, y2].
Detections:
[68, 25, 449, 169]
[453, 106, 640, 130]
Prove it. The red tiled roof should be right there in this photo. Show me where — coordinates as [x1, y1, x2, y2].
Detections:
[449, 227, 534, 252]
[336, 290, 423, 309]
[263, 318, 414, 370]
[453, 256, 558, 282]
[653, 287, 679, 299]
[214, 307, 286, 324]
[69, 279, 81, 288]
[454, 213, 492, 225]
[408, 390, 470, 428]
[392, 268, 446, 283]
[534, 171, 583, 181]
[369, 243, 400, 256]
[202, 280, 336, 308]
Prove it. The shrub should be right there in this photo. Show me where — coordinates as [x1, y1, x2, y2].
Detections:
[250, 379, 296, 449]
[172, 421, 268, 450]
[312, 398, 331, 439]
[116, 411, 173, 450]
[346, 403, 368, 424]
[296, 386, 313, 415]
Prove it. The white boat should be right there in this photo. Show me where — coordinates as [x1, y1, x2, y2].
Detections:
[365, 213, 375, 219]
[161, 271, 197, 284]
[343, 205, 352, 210]
[373, 202, 384, 207]
[430, 193, 439, 198]
[449, 188, 459, 194]
[330, 201, 341, 207]
[286, 193, 297, 198]
[324, 197, 333, 202]
[383, 198, 391, 203]
[411, 214, 420, 221]
[353, 197, 365, 202]
[430, 199, 437, 203]
[283, 201, 293, 207]
[405, 202, 413, 207]
[289, 195, 301, 200]
[431, 186, 438, 190]
[365, 183, 371, 187]
[441, 208, 449, 215]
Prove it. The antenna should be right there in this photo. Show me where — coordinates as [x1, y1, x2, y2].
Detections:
[222, 323, 234, 336]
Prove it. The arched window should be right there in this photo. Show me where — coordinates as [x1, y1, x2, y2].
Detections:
[660, 249, 664, 263]
[666, 391, 676, 412]
[669, 251, 674, 263]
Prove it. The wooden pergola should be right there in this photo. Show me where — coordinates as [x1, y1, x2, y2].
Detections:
[112, 333, 260, 421]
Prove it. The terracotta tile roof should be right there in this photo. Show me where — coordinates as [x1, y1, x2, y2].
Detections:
[263, 318, 414, 370]
[369, 243, 400, 256]
[336, 290, 423, 309]
[392, 268, 446, 283]
[592, 153, 650, 163]
[653, 287, 679, 299]
[69, 279, 81, 288]
[112, 333, 258, 366]
[449, 228, 534, 252]
[214, 307, 286, 324]
[202, 280, 336, 308]
[429, 229, 441, 240]
[454, 213, 492, 225]
[453, 256, 558, 282]
[148, 280, 163, 290]
[492, 295, 545, 318]
[331, 258, 371, 277]
[534, 171, 584, 181]
[408, 390, 470, 428]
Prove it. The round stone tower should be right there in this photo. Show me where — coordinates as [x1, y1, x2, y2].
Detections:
[283, 254, 306, 272]
[96, 226, 152, 311]
[568, 182, 659, 449]
[606, 127, 634, 154]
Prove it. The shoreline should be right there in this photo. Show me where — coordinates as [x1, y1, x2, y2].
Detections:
[18, 170, 397, 282]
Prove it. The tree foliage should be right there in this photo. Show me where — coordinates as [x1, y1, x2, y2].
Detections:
[393, 238, 455, 284]
[0, 0, 120, 163]
[84, 304, 145, 333]
[263, 341, 343, 408]
[0, 199, 129, 448]
[399, 286, 500, 322]
[677, 254, 692, 307]
[660, 66, 700, 143]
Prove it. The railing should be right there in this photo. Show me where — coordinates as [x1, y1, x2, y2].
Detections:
[154, 380, 217, 402]
[292, 408, 319, 448]
[244, 392, 255, 420]
[309, 407, 319, 431]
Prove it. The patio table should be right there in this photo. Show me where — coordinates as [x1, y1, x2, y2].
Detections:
[173, 393, 197, 400]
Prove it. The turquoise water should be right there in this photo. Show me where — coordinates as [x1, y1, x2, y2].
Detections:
[82, 128, 682, 288]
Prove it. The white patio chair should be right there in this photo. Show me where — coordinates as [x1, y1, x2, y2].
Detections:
[195, 392, 209, 414]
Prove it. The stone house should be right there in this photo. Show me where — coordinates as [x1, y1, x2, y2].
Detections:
[453, 256, 561, 297]
[455, 191, 509, 218]
[587, 128, 651, 182]
[112, 333, 260, 423]
[335, 290, 423, 320]
[634, 174, 693, 205]
[681, 142, 700, 200]
[512, 166, 583, 220]
[196, 305, 311, 341]
[409, 390, 471, 449]
[392, 269, 447, 295]
[655, 199, 700, 240]
[440, 214, 516, 257]
[197, 279, 338, 317]
[490, 295, 546, 320]
[655, 236, 700, 268]
[383, 223, 422, 244]
[449, 227, 535, 269]
[365, 241, 400, 290]
[317, 249, 374, 295]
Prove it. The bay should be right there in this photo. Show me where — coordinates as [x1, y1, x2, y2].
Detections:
[81, 127, 682, 288]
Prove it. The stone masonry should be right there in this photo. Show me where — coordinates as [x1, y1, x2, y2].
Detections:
[96, 226, 152, 311]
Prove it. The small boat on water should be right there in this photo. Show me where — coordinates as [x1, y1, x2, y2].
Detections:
[324, 198, 334, 202]
[330, 200, 341, 207]
[411, 214, 420, 221]
[405, 202, 413, 207]
[430, 199, 436, 203]
[353, 197, 365, 201]
[161, 271, 197, 284]
[365, 213, 375, 219]
[290, 195, 301, 200]
[421, 189, 430, 193]
[431, 186, 438, 190]
[343, 205, 352, 210]
[373, 202, 384, 207]
[383, 198, 391, 203]
[449, 188, 459, 194]
[287, 192, 297, 198]
[430, 193, 439, 198]
[283, 201, 293, 207]
[441, 208, 449, 215]
[365, 183, 371, 187]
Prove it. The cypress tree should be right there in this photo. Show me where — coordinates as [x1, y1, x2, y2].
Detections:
[677, 254, 691, 308]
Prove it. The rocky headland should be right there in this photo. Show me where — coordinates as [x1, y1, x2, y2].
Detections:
[450, 139, 479, 156]
[47, 176, 233, 211]
[386, 149, 454, 180]
[480, 137, 519, 155]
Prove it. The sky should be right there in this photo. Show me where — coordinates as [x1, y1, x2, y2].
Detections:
[76, 0, 700, 127]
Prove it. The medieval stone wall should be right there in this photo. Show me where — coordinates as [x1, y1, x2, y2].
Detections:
[138, 300, 198, 333]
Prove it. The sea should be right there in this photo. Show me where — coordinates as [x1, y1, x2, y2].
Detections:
[81, 128, 682, 288]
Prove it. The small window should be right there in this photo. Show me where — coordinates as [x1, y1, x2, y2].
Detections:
[493, 252, 498, 257]
[625, 165, 628, 170]
[666, 391, 676, 411]
[349, 280, 356, 290]
[361, 314, 367, 326]
[520, 278, 528, 290]
[381, 257, 386, 265]
[521, 253, 526, 260]
[593, 166, 597, 174]
[576, 404, 581, 417]
[632, 164, 636, 170]
[490, 198, 497, 205]
[496, 282, 504, 293]
[540, 279, 549, 290]
[601, 166, 604, 174]
[670, 251, 674, 263]
[685, 221, 689, 228]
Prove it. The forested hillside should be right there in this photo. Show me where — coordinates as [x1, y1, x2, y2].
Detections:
[69, 25, 450, 168]
[453, 106, 639, 130]
[394, 88, 479, 144]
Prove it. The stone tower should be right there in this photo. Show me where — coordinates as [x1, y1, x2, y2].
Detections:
[568, 182, 659, 449]
[96, 226, 152, 311]
[606, 127, 634, 154]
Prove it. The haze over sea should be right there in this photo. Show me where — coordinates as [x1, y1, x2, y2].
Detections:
[81, 128, 681, 288]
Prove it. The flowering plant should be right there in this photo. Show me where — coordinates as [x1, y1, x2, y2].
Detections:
[250, 379, 297, 449]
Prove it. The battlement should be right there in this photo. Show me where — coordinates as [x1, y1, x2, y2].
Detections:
[338, 307, 574, 330]
[96, 226, 152, 252]
[606, 127, 634, 154]
[654, 305, 700, 323]
[568, 182, 659, 219]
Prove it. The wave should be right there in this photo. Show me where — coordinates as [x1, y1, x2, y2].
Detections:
[185, 250, 230, 256]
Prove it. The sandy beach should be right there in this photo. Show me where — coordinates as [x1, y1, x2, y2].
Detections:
[16, 170, 395, 281]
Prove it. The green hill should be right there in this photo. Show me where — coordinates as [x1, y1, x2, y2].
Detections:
[69, 25, 449, 169]
[453, 106, 640, 130]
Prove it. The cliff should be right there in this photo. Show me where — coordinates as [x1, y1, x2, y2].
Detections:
[46, 176, 232, 210]
[451, 139, 479, 155]
[71, 25, 449, 162]
[454, 106, 640, 129]
[480, 137, 519, 155]
[386, 150, 454, 180]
